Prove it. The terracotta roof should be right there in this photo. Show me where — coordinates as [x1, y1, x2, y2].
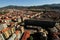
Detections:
[10, 22, 14, 25]
[2, 28, 8, 32]
[5, 17, 11, 20]
[15, 30, 20, 35]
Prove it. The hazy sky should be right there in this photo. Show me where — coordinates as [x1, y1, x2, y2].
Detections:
[0, 0, 60, 7]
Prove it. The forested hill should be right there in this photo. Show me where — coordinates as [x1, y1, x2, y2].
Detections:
[0, 4, 60, 10]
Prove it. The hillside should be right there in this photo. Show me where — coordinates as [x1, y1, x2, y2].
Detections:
[28, 4, 60, 9]
[0, 4, 60, 10]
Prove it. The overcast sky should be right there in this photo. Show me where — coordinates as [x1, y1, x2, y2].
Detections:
[0, 0, 60, 7]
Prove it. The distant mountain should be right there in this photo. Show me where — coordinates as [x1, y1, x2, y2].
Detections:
[28, 4, 60, 9]
[0, 5, 28, 10]
[0, 4, 60, 10]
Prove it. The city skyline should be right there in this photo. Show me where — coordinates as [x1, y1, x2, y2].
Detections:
[0, 0, 60, 7]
